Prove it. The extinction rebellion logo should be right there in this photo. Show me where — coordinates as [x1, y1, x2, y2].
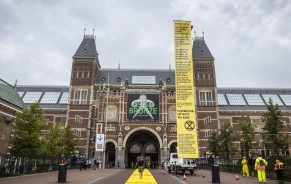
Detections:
[127, 94, 159, 122]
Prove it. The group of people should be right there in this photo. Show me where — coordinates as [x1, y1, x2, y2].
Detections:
[241, 154, 285, 183]
[79, 158, 100, 171]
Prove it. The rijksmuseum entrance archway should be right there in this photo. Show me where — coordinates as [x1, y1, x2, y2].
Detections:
[125, 129, 161, 168]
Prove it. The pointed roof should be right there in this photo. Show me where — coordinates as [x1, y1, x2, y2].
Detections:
[73, 35, 99, 58]
[192, 37, 214, 61]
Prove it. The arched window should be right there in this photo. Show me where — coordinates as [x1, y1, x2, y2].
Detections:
[145, 144, 157, 153]
[170, 143, 177, 153]
[129, 144, 141, 153]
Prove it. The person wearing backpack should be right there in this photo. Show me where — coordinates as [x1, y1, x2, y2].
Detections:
[274, 159, 284, 184]
[255, 154, 268, 183]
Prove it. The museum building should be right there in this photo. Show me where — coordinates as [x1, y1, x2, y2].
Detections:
[15, 34, 291, 168]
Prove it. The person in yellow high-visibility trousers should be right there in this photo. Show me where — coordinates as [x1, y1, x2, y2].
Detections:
[255, 154, 268, 183]
[241, 156, 249, 177]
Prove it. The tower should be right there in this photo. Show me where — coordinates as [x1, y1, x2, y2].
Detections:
[192, 36, 219, 157]
[67, 34, 101, 157]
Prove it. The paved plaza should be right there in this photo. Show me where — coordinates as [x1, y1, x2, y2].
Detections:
[0, 168, 286, 184]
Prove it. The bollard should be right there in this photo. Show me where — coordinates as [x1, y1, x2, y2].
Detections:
[212, 165, 220, 183]
[58, 164, 67, 183]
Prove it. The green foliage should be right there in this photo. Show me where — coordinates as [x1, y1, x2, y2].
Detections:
[45, 124, 77, 159]
[262, 99, 289, 157]
[237, 116, 256, 157]
[9, 103, 46, 158]
[207, 130, 219, 157]
[218, 121, 237, 159]
[62, 126, 77, 158]
[45, 124, 63, 157]
[207, 121, 237, 159]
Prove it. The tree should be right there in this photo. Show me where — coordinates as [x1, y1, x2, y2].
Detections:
[237, 116, 256, 157]
[10, 103, 46, 158]
[207, 130, 220, 157]
[45, 124, 77, 159]
[262, 99, 289, 157]
[45, 124, 63, 158]
[218, 121, 237, 159]
[61, 125, 77, 158]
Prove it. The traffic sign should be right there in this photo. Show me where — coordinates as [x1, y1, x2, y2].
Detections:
[96, 134, 105, 152]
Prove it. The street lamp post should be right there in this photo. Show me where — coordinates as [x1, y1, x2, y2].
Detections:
[102, 73, 109, 171]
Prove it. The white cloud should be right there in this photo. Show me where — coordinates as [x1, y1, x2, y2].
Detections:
[0, 0, 290, 88]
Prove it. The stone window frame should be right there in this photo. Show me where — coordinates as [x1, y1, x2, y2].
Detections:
[75, 115, 82, 124]
[204, 116, 211, 125]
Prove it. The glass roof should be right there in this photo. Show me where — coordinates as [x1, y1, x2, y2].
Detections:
[262, 94, 283, 106]
[217, 94, 228, 105]
[40, 92, 61, 104]
[22, 92, 43, 103]
[18, 91, 24, 98]
[244, 94, 265, 106]
[226, 94, 246, 105]
[132, 76, 156, 84]
[59, 92, 69, 104]
[279, 95, 291, 106]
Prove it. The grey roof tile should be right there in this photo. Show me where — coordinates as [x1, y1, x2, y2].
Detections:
[192, 37, 214, 60]
[73, 35, 98, 58]
[96, 68, 176, 86]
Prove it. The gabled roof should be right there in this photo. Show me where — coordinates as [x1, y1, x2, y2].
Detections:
[0, 79, 24, 110]
[192, 37, 214, 61]
[73, 35, 98, 59]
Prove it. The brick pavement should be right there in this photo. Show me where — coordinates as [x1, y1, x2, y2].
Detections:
[0, 168, 287, 184]
[163, 169, 285, 184]
[0, 168, 124, 184]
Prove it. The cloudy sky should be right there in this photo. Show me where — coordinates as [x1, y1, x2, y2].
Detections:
[1, 0, 290, 88]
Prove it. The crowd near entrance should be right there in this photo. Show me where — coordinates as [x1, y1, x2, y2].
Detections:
[125, 130, 159, 168]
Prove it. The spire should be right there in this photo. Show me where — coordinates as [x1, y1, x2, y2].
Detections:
[14, 79, 18, 88]
[73, 33, 99, 59]
[93, 25, 95, 36]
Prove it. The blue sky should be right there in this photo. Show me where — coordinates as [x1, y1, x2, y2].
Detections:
[0, 0, 290, 88]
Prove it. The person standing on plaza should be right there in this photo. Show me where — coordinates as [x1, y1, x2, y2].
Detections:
[248, 154, 255, 178]
[274, 159, 284, 184]
[241, 156, 249, 177]
[255, 154, 268, 183]
[79, 158, 83, 171]
[137, 156, 144, 179]
[96, 159, 99, 170]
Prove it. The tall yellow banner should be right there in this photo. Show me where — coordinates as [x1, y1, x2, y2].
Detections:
[174, 20, 198, 158]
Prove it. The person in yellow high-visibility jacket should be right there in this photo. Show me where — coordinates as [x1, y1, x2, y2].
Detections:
[255, 154, 268, 183]
[241, 156, 249, 177]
